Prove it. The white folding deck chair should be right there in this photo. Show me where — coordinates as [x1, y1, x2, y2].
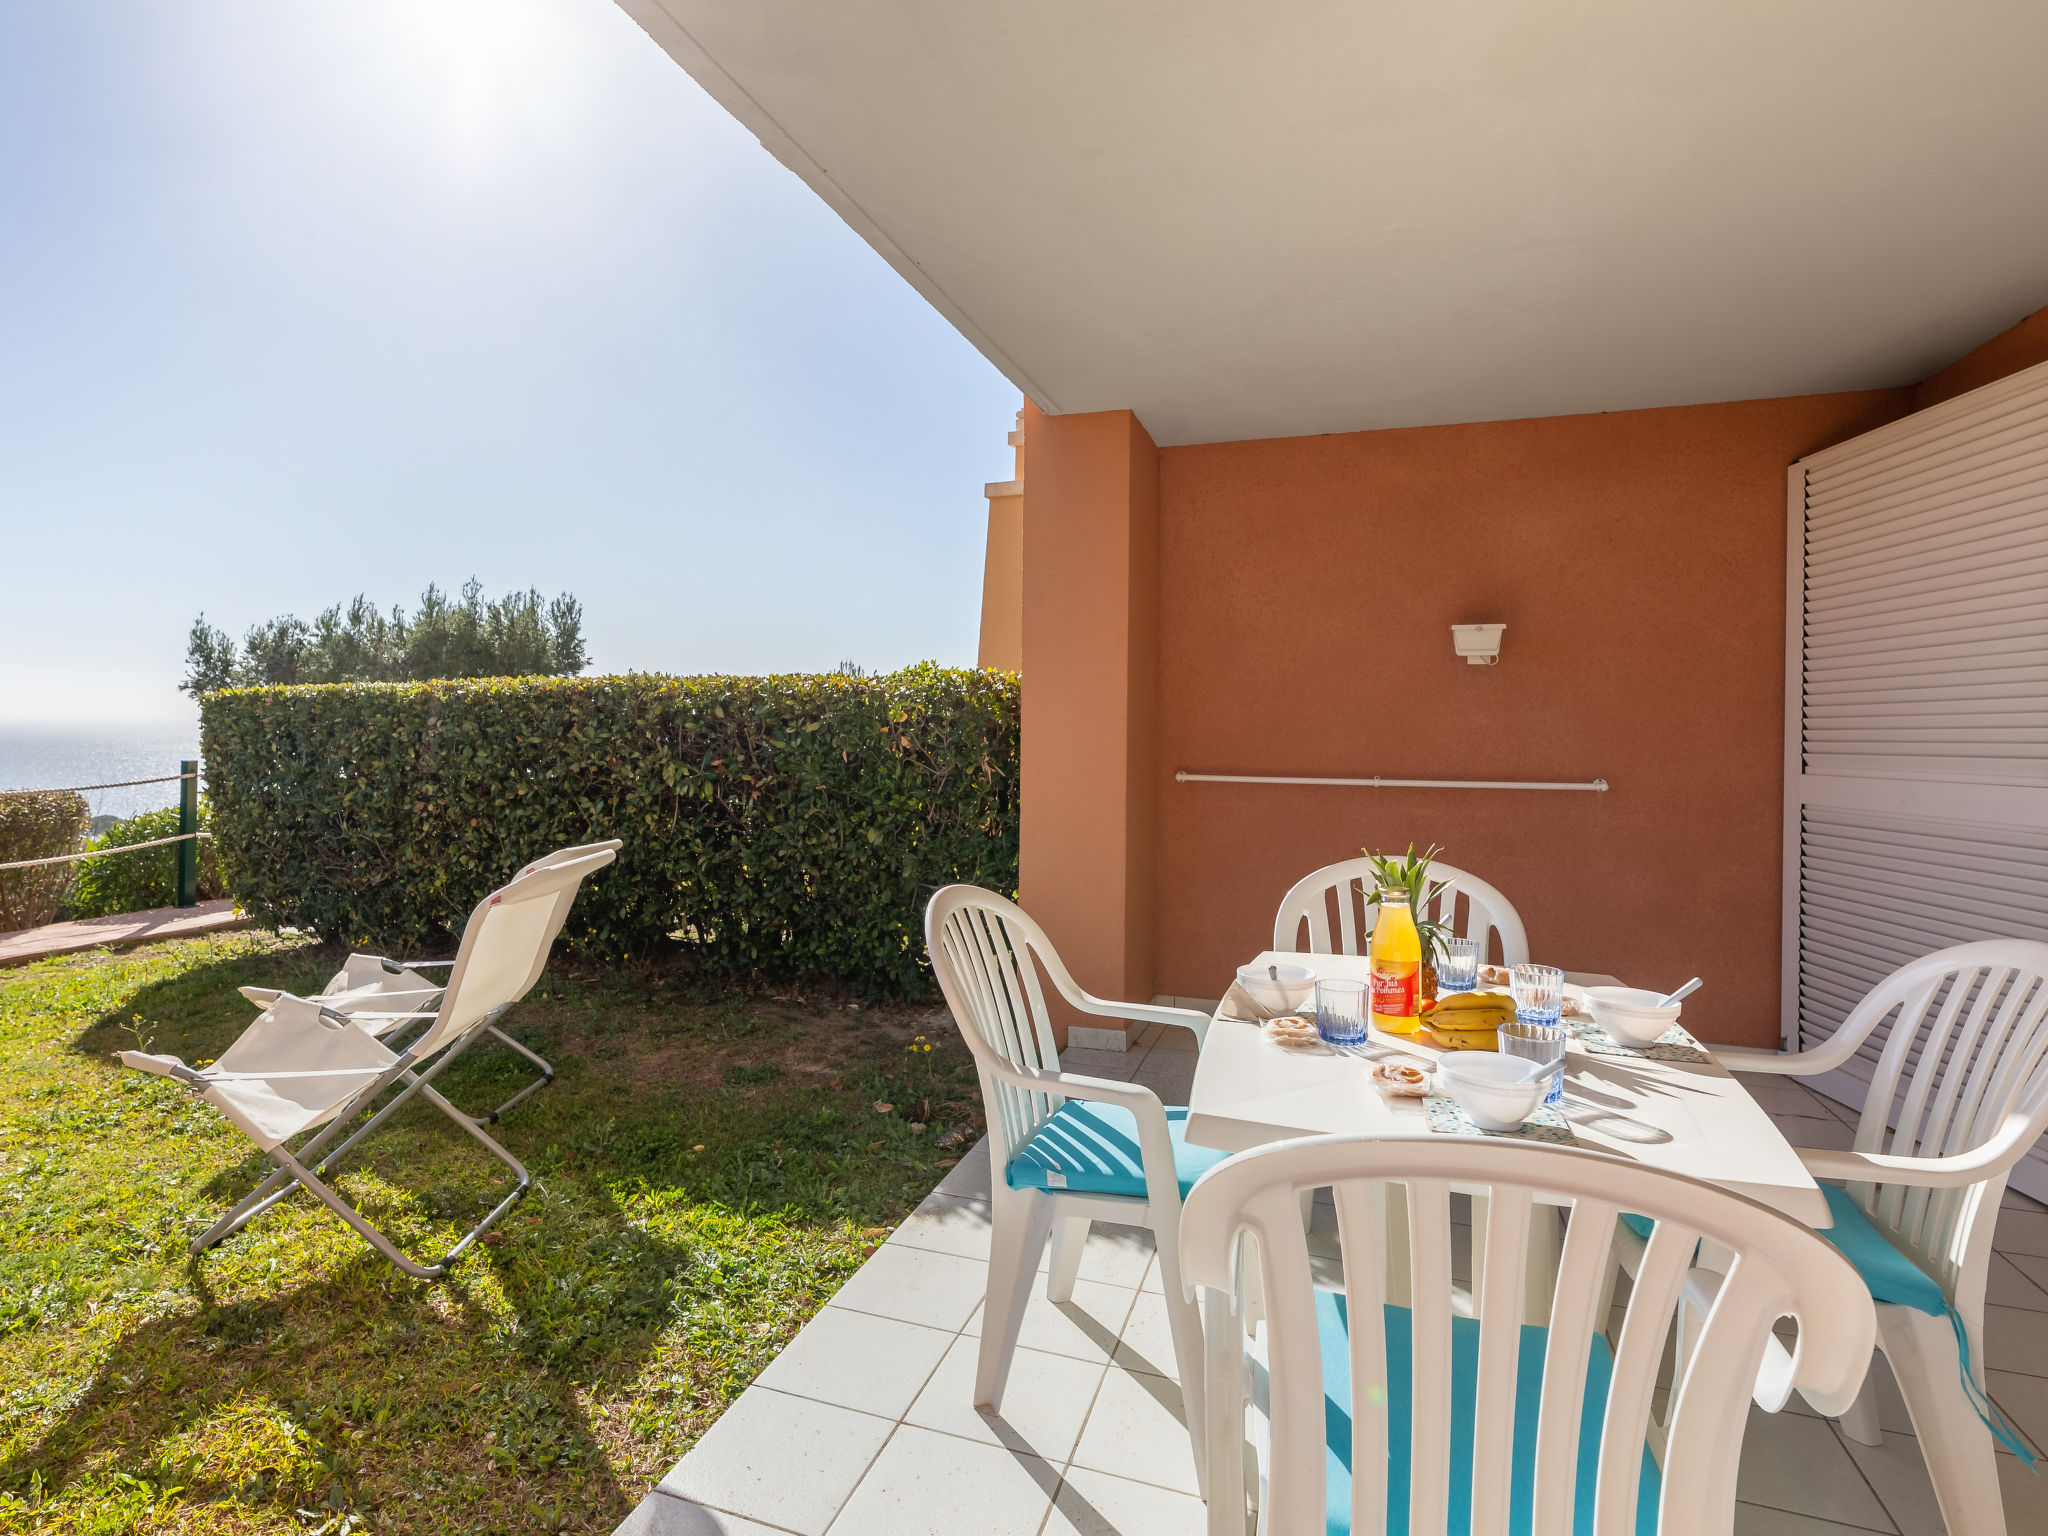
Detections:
[924, 884, 1219, 1478]
[1181, 1134, 1875, 1536]
[1701, 939, 2048, 1535]
[235, 840, 623, 1125]
[121, 845, 617, 1279]
[1273, 856, 1530, 967]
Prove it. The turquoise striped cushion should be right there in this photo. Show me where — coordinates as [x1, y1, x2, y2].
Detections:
[1004, 1100, 1229, 1201]
[1300, 1293, 1662, 1536]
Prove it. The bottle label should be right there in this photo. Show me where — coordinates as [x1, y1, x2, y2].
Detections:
[1372, 961, 1419, 1019]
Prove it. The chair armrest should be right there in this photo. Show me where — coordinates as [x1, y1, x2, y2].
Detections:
[1066, 994, 1210, 1046]
[1713, 1045, 1830, 1076]
[981, 1057, 1166, 1119]
[978, 1058, 1185, 1212]
[1797, 1144, 2013, 1189]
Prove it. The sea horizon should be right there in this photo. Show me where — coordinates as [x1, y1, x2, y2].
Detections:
[0, 719, 205, 821]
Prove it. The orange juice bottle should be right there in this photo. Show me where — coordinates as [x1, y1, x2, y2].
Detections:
[1370, 887, 1423, 1034]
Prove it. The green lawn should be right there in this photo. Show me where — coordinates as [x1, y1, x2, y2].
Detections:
[0, 931, 982, 1535]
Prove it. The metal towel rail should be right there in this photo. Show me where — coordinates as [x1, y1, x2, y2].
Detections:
[1175, 771, 1608, 792]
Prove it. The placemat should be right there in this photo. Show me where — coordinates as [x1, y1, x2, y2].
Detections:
[1422, 1095, 1576, 1144]
[1563, 1017, 1712, 1064]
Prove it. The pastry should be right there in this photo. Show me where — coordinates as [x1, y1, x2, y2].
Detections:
[1264, 1014, 1321, 1049]
[1371, 1061, 1431, 1096]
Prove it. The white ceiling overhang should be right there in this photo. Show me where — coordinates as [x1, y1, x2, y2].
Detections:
[616, 1, 2048, 446]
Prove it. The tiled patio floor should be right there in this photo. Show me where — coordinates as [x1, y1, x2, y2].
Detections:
[617, 1027, 2048, 1536]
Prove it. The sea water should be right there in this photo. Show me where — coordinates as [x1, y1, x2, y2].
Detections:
[0, 721, 202, 824]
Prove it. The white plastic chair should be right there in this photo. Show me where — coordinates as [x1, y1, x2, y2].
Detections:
[1273, 857, 1529, 967]
[1181, 1133, 1875, 1536]
[1712, 939, 2048, 1535]
[121, 846, 617, 1278]
[924, 884, 1219, 1469]
[235, 840, 623, 1125]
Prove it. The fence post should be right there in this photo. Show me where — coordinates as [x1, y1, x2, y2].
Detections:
[176, 760, 199, 909]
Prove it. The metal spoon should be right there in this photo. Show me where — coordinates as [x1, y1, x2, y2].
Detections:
[1656, 977, 1703, 1008]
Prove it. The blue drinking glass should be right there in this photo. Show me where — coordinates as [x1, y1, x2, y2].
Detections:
[1314, 978, 1369, 1046]
[1437, 938, 1479, 994]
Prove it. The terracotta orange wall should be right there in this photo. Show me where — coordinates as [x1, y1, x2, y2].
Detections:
[1019, 404, 1159, 1035]
[1913, 303, 2048, 411]
[1150, 391, 1908, 1048]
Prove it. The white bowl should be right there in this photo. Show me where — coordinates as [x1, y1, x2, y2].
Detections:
[1236, 962, 1316, 1016]
[1585, 985, 1683, 1046]
[1435, 1051, 1550, 1131]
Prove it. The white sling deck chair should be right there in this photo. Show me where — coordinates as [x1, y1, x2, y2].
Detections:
[120, 845, 617, 1279]
[234, 840, 623, 1125]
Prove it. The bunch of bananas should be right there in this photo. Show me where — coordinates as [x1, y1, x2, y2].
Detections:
[1420, 988, 1516, 1050]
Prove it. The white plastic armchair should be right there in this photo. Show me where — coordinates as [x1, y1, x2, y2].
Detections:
[1273, 856, 1529, 966]
[1181, 1134, 1874, 1536]
[1715, 939, 2048, 1534]
[925, 885, 1214, 1476]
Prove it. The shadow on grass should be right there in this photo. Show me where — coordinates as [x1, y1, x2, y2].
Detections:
[0, 1230, 685, 1531]
[4, 930, 971, 1531]
[3, 941, 693, 1530]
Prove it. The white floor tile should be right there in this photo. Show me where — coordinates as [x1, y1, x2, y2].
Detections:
[754, 1307, 954, 1420]
[1989, 1368, 2048, 1456]
[1130, 1053, 1196, 1103]
[1734, 1504, 1893, 1536]
[1995, 1204, 2048, 1259]
[1837, 1429, 1945, 1536]
[1990, 1252, 2048, 1312]
[1044, 1466, 1209, 1536]
[828, 1244, 990, 1333]
[1734, 1405, 1896, 1532]
[1986, 1303, 2048, 1377]
[1766, 1114, 1858, 1154]
[1112, 1288, 1184, 1381]
[658, 1388, 894, 1536]
[1037, 1221, 1156, 1290]
[965, 1277, 1137, 1363]
[1734, 1074, 1837, 1119]
[1999, 1449, 2048, 1536]
[935, 1137, 994, 1201]
[887, 1192, 995, 1263]
[616, 1493, 797, 1536]
[902, 1333, 1107, 1464]
[823, 1424, 1060, 1536]
[1067, 1366, 1200, 1497]
[2006, 1247, 2048, 1300]
[1059, 1048, 1144, 1081]
[1862, 1353, 1917, 1439]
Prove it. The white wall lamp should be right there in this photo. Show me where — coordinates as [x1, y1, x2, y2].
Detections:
[1451, 623, 1505, 665]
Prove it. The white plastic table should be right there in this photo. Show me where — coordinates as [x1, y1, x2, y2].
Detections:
[1188, 951, 1827, 1322]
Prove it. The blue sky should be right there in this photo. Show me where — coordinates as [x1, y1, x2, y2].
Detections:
[0, 1, 1020, 722]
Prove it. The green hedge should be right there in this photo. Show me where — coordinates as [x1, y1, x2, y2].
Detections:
[199, 666, 1019, 992]
[0, 791, 88, 932]
[61, 801, 227, 920]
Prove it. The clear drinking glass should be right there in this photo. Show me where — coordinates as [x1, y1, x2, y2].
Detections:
[1437, 937, 1479, 994]
[1511, 963, 1565, 1024]
[1499, 1019, 1568, 1106]
[1314, 977, 1369, 1046]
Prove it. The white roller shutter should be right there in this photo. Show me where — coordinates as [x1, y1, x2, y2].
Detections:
[1785, 359, 2048, 1200]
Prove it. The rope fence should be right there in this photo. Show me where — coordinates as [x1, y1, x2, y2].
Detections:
[0, 771, 198, 797]
[0, 831, 211, 873]
[0, 760, 209, 907]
